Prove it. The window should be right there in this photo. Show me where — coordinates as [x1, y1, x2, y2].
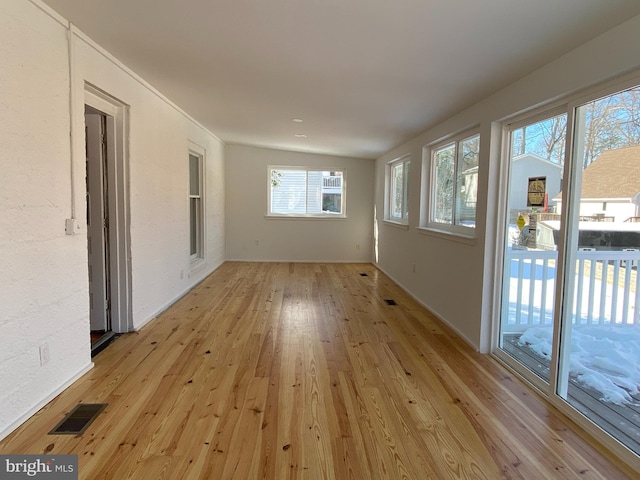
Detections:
[497, 108, 567, 387]
[268, 167, 345, 217]
[427, 132, 479, 234]
[386, 156, 410, 224]
[189, 149, 204, 260]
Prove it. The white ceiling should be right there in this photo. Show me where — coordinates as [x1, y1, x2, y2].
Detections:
[43, 0, 640, 159]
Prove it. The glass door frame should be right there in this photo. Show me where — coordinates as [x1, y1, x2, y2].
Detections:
[492, 71, 640, 471]
[491, 102, 569, 396]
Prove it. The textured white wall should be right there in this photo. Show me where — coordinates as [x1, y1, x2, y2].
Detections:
[225, 145, 374, 262]
[74, 40, 226, 327]
[0, 0, 225, 439]
[0, 0, 92, 439]
[374, 14, 640, 352]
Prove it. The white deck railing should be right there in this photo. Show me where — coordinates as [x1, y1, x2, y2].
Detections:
[503, 248, 640, 332]
[322, 176, 342, 188]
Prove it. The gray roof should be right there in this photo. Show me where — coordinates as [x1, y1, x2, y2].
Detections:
[557, 146, 640, 200]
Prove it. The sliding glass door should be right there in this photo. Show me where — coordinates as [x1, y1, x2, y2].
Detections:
[497, 81, 640, 459]
[557, 86, 640, 456]
[498, 111, 567, 387]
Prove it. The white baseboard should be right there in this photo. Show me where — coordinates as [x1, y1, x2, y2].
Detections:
[0, 362, 94, 442]
[224, 258, 373, 263]
[133, 260, 224, 331]
[373, 263, 480, 352]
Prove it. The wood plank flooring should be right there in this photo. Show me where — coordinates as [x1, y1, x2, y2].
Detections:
[0, 262, 636, 479]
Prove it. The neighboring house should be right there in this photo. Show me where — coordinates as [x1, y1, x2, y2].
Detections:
[509, 153, 563, 212]
[460, 165, 479, 223]
[462, 153, 562, 222]
[271, 170, 343, 214]
[556, 146, 640, 222]
[322, 172, 343, 213]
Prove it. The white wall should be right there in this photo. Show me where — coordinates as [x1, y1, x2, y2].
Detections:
[374, 14, 640, 352]
[0, 0, 225, 440]
[225, 145, 373, 262]
[0, 0, 91, 440]
[74, 31, 226, 327]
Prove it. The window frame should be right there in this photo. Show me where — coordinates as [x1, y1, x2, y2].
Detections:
[189, 145, 205, 263]
[385, 155, 410, 225]
[422, 130, 480, 238]
[266, 166, 347, 218]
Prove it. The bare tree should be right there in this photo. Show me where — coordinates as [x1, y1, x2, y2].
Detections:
[581, 87, 640, 167]
[511, 86, 640, 167]
[511, 114, 566, 164]
[539, 114, 567, 164]
[612, 89, 640, 146]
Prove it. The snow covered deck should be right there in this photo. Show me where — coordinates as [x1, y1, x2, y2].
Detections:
[502, 248, 640, 455]
[503, 334, 640, 456]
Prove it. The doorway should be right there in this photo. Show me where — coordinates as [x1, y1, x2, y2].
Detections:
[84, 85, 132, 354]
[85, 107, 114, 351]
[495, 80, 640, 462]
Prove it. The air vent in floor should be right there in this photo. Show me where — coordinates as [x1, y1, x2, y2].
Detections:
[384, 299, 397, 306]
[49, 403, 107, 435]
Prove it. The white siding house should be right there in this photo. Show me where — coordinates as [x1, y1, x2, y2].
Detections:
[556, 146, 640, 222]
[509, 154, 563, 212]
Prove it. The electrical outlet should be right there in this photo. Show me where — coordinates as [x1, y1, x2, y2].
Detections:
[356, 244, 360, 250]
[412, 263, 416, 273]
[39, 344, 50, 366]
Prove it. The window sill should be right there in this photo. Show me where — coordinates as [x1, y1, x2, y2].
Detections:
[383, 220, 410, 230]
[417, 226, 477, 245]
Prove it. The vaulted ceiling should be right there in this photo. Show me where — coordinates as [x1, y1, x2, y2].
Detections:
[43, 0, 640, 159]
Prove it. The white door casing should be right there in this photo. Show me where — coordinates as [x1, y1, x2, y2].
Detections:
[84, 84, 132, 334]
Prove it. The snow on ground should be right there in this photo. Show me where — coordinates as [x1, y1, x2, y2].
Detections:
[519, 325, 640, 404]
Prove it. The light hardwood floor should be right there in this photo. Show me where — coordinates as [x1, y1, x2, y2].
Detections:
[0, 262, 635, 479]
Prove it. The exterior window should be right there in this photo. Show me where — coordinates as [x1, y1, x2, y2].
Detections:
[189, 150, 204, 260]
[429, 132, 480, 234]
[268, 167, 345, 217]
[386, 156, 410, 224]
